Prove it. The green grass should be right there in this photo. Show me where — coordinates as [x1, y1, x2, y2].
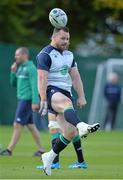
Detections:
[0, 126, 123, 179]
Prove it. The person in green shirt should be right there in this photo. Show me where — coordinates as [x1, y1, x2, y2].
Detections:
[0, 47, 45, 156]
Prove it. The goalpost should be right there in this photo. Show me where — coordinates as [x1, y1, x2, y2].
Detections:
[88, 58, 123, 129]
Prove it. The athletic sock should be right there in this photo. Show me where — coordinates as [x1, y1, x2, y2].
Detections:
[51, 132, 60, 164]
[64, 107, 80, 126]
[72, 135, 84, 163]
[53, 134, 70, 154]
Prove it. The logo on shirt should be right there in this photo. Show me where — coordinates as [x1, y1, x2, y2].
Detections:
[60, 65, 69, 75]
[17, 66, 28, 78]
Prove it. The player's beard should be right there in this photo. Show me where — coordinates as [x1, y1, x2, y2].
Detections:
[59, 43, 69, 51]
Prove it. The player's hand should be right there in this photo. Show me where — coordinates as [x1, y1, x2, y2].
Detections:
[11, 62, 17, 72]
[39, 101, 47, 116]
[32, 104, 40, 112]
[76, 97, 87, 108]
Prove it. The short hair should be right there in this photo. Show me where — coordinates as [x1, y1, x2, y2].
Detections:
[17, 47, 29, 56]
[53, 27, 69, 34]
[108, 72, 118, 82]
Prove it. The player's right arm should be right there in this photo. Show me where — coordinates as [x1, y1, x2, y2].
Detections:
[38, 69, 48, 101]
[10, 62, 17, 87]
[37, 52, 51, 116]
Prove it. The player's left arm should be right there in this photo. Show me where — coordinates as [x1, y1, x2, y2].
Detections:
[69, 66, 87, 108]
[38, 69, 48, 116]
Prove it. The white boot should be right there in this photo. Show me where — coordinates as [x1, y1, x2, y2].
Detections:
[77, 122, 100, 138]
[42, 150, 57, 176]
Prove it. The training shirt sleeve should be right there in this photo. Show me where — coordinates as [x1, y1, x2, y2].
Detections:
[28, 64, 40, 104]
[71, 59, 77, 68]
[10, 71, 17, 87]
[37, 52, 51, 71]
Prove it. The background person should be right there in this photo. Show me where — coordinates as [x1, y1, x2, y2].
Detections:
[103, 72, 121, 130]
[0, 47, 45, 156]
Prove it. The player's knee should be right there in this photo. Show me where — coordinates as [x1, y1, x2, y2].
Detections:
[13, 122, 21, 129]
[49, 128, 61, 134]
[48, 120, 60, 129]
[48, 120, 61, 134]
[68, 130, 77, 139]
[63, 127, 77, 140]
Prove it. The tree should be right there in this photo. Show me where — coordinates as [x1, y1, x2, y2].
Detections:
[0, 0, 123, 49]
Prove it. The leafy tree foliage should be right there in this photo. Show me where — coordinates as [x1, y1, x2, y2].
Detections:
[0, 0, 123, 49]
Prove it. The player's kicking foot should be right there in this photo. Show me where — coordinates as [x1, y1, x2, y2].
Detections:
[42, 152, 52, 176]
[77, 122, 100, 138]
[87, 123, 100, 133]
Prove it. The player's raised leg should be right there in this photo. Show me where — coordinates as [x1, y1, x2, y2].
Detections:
[52, 92, 100, 138]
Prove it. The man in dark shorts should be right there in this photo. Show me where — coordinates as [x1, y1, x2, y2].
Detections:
[37, 27, 100, 175]
[0, 47, 45, 157]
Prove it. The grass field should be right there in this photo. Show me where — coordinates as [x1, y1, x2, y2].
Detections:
[0, 126, 123, 179]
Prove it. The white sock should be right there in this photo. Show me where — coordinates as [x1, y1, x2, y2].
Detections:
[48, 149, 57, 162]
